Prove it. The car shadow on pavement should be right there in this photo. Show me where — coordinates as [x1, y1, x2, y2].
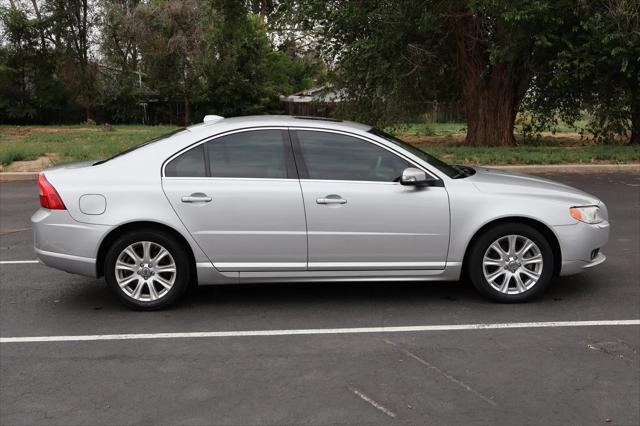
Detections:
[177, 275, 596, 311]
[59, 274, 599, 315]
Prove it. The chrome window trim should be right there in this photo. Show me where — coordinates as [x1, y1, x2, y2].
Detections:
[162, 177, 298, 182]
[288, 127, 442, 183]
[162, 177, 421, 186]
[161, 125, 445, 183]
[161, 126, 290, 178]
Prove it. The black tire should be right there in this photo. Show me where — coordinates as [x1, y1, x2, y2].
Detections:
[467, 223, 554, 302]
[104, 229, 191, 310]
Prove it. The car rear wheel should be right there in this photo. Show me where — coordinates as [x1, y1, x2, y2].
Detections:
[104, 230, 191, 310]
[468, 223, 554, 302]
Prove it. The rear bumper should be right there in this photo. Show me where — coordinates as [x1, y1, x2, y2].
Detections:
[35, 248, 96, 277]
[31, 209, 111, 278]
[554, 221, 610, 276]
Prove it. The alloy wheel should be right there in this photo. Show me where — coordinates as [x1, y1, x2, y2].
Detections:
[482, 234, 543, 295]
[115, 241, 177, 302]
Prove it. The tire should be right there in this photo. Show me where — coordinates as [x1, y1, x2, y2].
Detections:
[467, 223, 554, 302]
[104, 229, 191, 310]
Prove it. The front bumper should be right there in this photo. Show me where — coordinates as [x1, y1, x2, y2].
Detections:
[553, 220, 610, 276]
[31, 209, 111, 277]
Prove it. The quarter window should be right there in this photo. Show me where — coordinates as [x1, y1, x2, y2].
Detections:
[164, 144, 206, 177]
[207, 130, 289, 179]
[295, 131, 410, 182]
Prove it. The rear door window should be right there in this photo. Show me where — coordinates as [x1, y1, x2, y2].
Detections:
[206, 130, 292, 179]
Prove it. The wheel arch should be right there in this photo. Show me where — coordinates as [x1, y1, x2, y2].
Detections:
[461, 217, 562, 277]
[96, 221, 197, 279]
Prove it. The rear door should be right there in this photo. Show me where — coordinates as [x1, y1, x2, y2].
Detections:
[162, 129, 307, 271]
[291, 129, 450, 270]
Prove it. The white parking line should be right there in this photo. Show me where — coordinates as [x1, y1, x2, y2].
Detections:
[0, 260, 39, 264]
[383, 338, 497, 406]
[350, 388, 397, 418]
[1, 319, 638, 344]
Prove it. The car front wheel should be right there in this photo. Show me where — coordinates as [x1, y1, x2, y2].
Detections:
[468, 223, 554, 302]
[104, 230, 191, 310]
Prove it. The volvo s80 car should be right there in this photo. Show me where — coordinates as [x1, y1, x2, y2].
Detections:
[32, 115, 609, 309]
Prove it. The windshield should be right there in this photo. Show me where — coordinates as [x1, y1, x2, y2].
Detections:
[368, 128, 461, 178]
[93, 128, 186, 165]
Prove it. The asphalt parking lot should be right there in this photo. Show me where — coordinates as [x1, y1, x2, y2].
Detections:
[1, 172, 639, 425]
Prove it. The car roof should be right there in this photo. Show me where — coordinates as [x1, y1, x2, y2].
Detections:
[185, 115, 372, 135]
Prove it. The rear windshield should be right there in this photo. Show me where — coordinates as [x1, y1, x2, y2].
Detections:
[93, 128, 186, 165]
[368, 128, 459, 178]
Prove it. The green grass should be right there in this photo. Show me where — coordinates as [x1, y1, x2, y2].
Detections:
[386, 122, 467, 136]
[423, 145, 640, 165]
[389, 120, 591, 137]
[0, 125, 179, 166]
[0, 124, 637, 168]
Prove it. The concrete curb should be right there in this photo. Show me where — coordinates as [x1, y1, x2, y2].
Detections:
[0, 172, 39, 182]
[1, 163, 638, 182]
[487, 164, 640, 173]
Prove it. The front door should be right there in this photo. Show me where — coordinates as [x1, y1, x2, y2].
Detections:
[162, 129, 307, 272]
[291, 129, 450, 270]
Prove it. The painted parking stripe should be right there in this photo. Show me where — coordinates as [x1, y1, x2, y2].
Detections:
[1, 319, 638, 344]
[0, 260, 39, 264]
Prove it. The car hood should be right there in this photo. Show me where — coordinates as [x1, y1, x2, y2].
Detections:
[468, 167, 601, 205]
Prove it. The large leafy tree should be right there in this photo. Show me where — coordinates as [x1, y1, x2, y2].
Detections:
[134, 0, 208, 125]
[0, 2, 67, 123]
[526, 0, 640, 144]
[201, 1, 324, 117]
[273, 0, 582, 146]
[98, 0, 144, 123]
[44, 0, 99, 122]
[98, 0, 324, 124]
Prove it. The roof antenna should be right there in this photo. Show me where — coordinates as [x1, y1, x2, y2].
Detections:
[203, 115, 224, 123]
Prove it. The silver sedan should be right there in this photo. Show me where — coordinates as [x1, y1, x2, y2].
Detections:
[32, 115, 609, 310]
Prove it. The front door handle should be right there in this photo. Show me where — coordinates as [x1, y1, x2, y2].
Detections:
[316, 195, 347, 205]
[181, 193, 212, 203]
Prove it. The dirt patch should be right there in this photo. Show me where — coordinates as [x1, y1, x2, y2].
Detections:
[1, 127, 104, 138]
[399, 132, 591, 147]
[401, 133, 467, 146]
[0, 155, 59, 172]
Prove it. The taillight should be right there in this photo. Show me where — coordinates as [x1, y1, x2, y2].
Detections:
[38, 173, 66, 210]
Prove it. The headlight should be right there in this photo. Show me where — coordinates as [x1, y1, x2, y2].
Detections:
[570, 206, 603, 224]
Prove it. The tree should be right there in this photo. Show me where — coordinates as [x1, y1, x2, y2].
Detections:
[134, 0, 208, 125]
[45, 0, 99, 121]
[526, 0, 640, 144]
[98, 0, 144, 123]
[0, 1, 67, 123]
[273, 0, 582, 146]
[201, 1, 324, 118]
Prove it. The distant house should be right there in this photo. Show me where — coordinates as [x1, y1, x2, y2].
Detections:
[279, 86, 344, 117]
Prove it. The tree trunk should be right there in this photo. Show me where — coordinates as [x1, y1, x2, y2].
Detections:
[85, 104, 92, 122]
[450, 10, 527, 146]
[462, 65, 519, 146]
[184, 96, 191, 126]
[630, 80, 639, 145]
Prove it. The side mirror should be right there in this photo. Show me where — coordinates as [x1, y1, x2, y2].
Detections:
[400, 167, 439, 186]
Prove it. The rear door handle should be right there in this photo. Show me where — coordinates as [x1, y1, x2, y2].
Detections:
[181, 193, 212, 203]
[316, 195, 347, 205]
